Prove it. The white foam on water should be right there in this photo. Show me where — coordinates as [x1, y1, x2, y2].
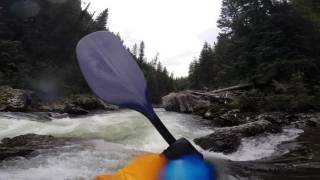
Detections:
[0, 110, 304, 179]
[0, 140, 137, 180]
[207, 128, 304, 161]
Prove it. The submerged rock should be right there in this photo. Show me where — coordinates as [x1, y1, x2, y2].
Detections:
[162, 92, 210, 113]
[0, 134, 69, 161]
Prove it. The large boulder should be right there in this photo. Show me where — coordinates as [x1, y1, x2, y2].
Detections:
[195, 131, 241, 154]
[162, 92, 210, 113]
[37, 94, 118, 115]
[70, 94, 105, 110]
[0, 134, 69, 161]
[0, 86, 31, 111]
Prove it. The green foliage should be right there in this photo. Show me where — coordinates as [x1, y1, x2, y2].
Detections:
[235, 73, 320, 112]
[0, 0, 172, 103]
[130, 46, 174, 104]
[188, 43, 216, 89]
[188, 59, 200, 89]
[235, 89, 265, 112]
[0, 0, 108, 95]
[291, 0, 320, 27]
[174, 77, 189, 91]
[187, 0, 320, 112]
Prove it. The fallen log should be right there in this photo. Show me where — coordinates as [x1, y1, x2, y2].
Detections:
[187, 83, 252, 96]
[211, 83, 253, 93]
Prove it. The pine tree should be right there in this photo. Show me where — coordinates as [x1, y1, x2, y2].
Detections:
[138, 41, 145, 64]
[198, 42, 215, 87]
[94, 9, 108, 31]
[131, 43, 138, 58]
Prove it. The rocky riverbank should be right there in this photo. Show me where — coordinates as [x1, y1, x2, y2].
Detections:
[0, 85, 118, 117]
[0, 134, 74, 161]
[162, 90, 320, 154]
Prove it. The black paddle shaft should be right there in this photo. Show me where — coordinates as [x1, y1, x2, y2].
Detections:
[151, 115, 176, 145]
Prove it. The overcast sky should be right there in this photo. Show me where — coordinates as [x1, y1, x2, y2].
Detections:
[86, 0, 222, 77]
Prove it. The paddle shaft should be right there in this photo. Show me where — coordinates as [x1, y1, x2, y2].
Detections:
[151, 115, 176, 145]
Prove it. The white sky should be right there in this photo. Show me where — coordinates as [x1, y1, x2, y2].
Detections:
[85, 0, 222, 77]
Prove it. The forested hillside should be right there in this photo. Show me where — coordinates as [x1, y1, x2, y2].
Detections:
[0, 0, 173, 103]
[130, 42, 175, 103]
[188, 0, 320, 112]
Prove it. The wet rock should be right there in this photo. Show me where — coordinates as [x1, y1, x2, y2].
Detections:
[0, 112, 52, 122]
[0, 85, 118, 115]
[0, 86, 31, 111]
[225, 119, 282, 136]
[195, 120, 281, 154]
[292, 113, 320, 129]
[213, 109, 245, 127]
[203, 106, 257, 127]
[64, 103, 89, 115]
[229, 160, 320, 180]
[71, 94, 105, 110]
[306, 118, 320, 127]
[202, 104, 230, 119]
[195, 131, 241, 154]
[256, 112, 291, 125]
[0, 134, 69, 161]
[48, 112, 68, 119]
[98, 101, 119, 111]
[37, 94, 118, 115]
[162, 92, 210, 113]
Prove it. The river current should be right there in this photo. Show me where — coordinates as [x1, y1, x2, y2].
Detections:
[0, 109, 306, 179]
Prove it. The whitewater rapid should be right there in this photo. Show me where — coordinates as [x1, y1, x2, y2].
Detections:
[0, 109, 303, 180]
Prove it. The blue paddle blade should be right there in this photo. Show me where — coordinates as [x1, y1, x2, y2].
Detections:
[76, 31, 156, 120]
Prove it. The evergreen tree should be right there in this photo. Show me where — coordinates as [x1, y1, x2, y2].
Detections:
[187, 0, 320, 111]
[94, 9, 108, 31]
[188, 59, 200, 89]
[138, 41, 145, 64]
[131, 43, 138, 58]
[198, 43, 215, 87]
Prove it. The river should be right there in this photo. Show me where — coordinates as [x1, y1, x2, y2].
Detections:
[0, 109, 317, 180]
